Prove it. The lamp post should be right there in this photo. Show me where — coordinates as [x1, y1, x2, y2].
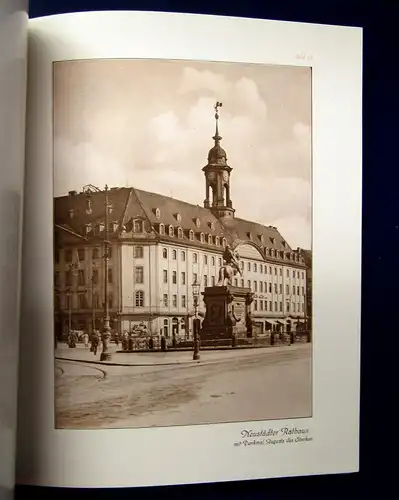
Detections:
[192, 279, 200, 361]
[91, 263, 97, 334]
[84, 184, 113, 361]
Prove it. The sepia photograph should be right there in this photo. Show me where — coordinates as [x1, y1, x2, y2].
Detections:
[53, 58, 313, 429]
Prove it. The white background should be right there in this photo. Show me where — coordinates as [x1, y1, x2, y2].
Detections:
[0, 0, 27, 498]
[17, 11, 362, 488]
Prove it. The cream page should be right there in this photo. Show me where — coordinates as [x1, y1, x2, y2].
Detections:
[17, 11, 362, 488]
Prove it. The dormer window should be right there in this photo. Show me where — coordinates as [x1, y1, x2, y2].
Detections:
[68, 209, 74, 219]
[174, 213, 182, 223]
[169, 225, 174, 237]
[155, 208, 161, 219]
[209, 221, 215, 231]
[271, 249, 275, 257]
[189, 229, 194, 241]
[159, 223, 165, 235]
[269, 237, 275, 245]
[178, 227, 183, 239]
[133, 220, 143, 233]
[246, 232, 252, 240]
[282, 240, 286, 248]
[200, 232, 205, 243]
[265, 247, 269, 256]
[221, 238, 226, 248]
[194, 217, 200, 228]
[84, 224, 91, 235]
[99, 222, 105, 233]
[208, 234, 213, 244]
[215, 236, 220, 246]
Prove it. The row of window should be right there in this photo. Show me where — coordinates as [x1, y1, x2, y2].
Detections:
[234, 279, 305, 296]
[240, 261, 305, 280]
[55, 247, 112, 264]
[55, 268, 113, 287]
[253, 300, 305, 313]
[158, 223, 227, 247]
[56, 292, 113, 310]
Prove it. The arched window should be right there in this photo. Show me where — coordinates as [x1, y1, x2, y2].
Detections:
[175, 213, 182, 223]
[181, 251, 186, 261]
[159, 223, 165, 235]
[193, 253, 198, 264]
[178, 227, 183, 239]
[172, 249, 177, 260]
[135, 290, 144, 307]
[163, 318, 169, 337]
[169, 225, 174, 237]
[189, 230, 194, 241]
[200, 232, 205, 243]
[208, 234, 213, 244]
[163, 248, 168, 258]
[195, 218, 200, 228]
[155, 208, 161, 219]
[215, 236, 220, 246]
[133, 220, 143, 233]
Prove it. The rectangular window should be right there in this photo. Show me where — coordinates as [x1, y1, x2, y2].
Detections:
[107, 268, 113, 284]
[211, 276, 215, 286]
[66, 270, 72, 286]
[181, 272, 186, 285]
[135, 266, 144, 284]
[297, 286, 300, 295]
[279, 284, 283, 294]
[108, 294, 113, 308]
[172, 295, 177, 307]
[274, 301, 277, 311]
[241, 279, 244, 287]
[193, 253, 198, 263]
[163, 294, 168, 307]
[253, 263, 257, 272]
[247, 280, 251, 288]
[280, 268, 282, 276]
[163, 248, 168, 258]
[181, 251, 186, 261]
[247, 262, 251, 271]
[280, 302, 283, 312]
[172, 271, 177, 284]
[182, 295, 186, 308]
[269, 283, 272, 293]
[286, 302, 290, 312]
[204, 275, 208, 287]
[254, 281, 257, 292]
[78, 270, 85, 286]
[254, 300, 258, 311]
[92, 247, 99, 260]
[134, 246, 144, 258]
[78, 294, 86, 309]
[302, 286, 305, 296]
[211, 256, 215, 266]
[193, 272, 198, 283]
[287, 269, 289, 277]
[108, 247, 112, 259]
[270, 301, 273, 311]
[265, 300, 268, 311]
[274, 283, 277, 294]
[92, 269, 98, 285]
[163, 270, 168, 283]
[78, 248, 85, 261]
[218, 258, 222, 267]
[260, 264, 263, 273]
[260, 300, 263, 311]
[286, 284, 289, 294]
[204, 255, 208, 265]
[274, 268, 277, 275]
[135, 291, 144, 307]
[293, 286, 296, 295]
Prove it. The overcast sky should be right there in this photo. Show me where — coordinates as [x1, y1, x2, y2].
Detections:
[54, 59, 312, 249]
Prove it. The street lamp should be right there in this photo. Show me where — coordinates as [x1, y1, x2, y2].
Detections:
[84, 184, 113, 361]
[192, 279, 201, 361]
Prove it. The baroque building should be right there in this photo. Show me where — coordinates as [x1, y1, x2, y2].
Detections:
[53, 105, 308, 340]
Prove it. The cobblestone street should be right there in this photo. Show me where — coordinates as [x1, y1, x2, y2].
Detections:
[55, 344, 312, 429]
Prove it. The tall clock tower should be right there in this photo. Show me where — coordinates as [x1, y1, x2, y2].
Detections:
[203, 102, 235, 219]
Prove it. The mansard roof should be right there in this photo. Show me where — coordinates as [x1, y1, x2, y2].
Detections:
[54, 186, 298, 258]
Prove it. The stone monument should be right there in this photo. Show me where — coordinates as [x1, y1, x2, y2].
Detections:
[201, 245, 254, 341]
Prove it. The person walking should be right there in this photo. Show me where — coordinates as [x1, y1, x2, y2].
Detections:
[91, 330, 100, 355]
[83, 332, 89, 348]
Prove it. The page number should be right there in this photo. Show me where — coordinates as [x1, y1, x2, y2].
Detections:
[296, 52, 313, 61]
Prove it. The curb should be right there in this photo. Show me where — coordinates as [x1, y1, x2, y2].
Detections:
[55, 344, 309, 368]
[55, 356, 199, 367]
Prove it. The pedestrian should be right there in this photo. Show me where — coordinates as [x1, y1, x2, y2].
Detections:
[91, 330, 100, 355]
[160, 335, 166, 352]
[83, 332, 89, 348]
[149, 336, 154, 350]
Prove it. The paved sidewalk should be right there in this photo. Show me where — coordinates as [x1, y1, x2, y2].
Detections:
[55, 342, 310, 367]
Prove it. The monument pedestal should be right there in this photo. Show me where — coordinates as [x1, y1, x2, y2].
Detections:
[201, 286, 254, 341]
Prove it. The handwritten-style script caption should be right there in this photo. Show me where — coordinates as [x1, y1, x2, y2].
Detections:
[234, 426, 312, 447]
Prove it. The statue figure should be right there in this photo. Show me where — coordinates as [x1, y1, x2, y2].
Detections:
[217, 244, 242, 286]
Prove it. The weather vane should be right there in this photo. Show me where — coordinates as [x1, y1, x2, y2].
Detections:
[214, 101, 223, 120]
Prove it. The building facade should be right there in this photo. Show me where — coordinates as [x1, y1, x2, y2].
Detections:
[54, 111, 308, 340]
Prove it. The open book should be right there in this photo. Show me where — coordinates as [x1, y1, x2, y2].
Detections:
[0, 4, 362, 493]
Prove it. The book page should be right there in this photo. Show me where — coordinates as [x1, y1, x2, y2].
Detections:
[0, 0, 28, 498]
[18, 11, 362, 488]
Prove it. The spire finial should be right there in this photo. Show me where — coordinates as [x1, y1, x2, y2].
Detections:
[213, 101, 223, 142]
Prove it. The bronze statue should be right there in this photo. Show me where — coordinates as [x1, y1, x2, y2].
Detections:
[217, 245, 242, 286]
